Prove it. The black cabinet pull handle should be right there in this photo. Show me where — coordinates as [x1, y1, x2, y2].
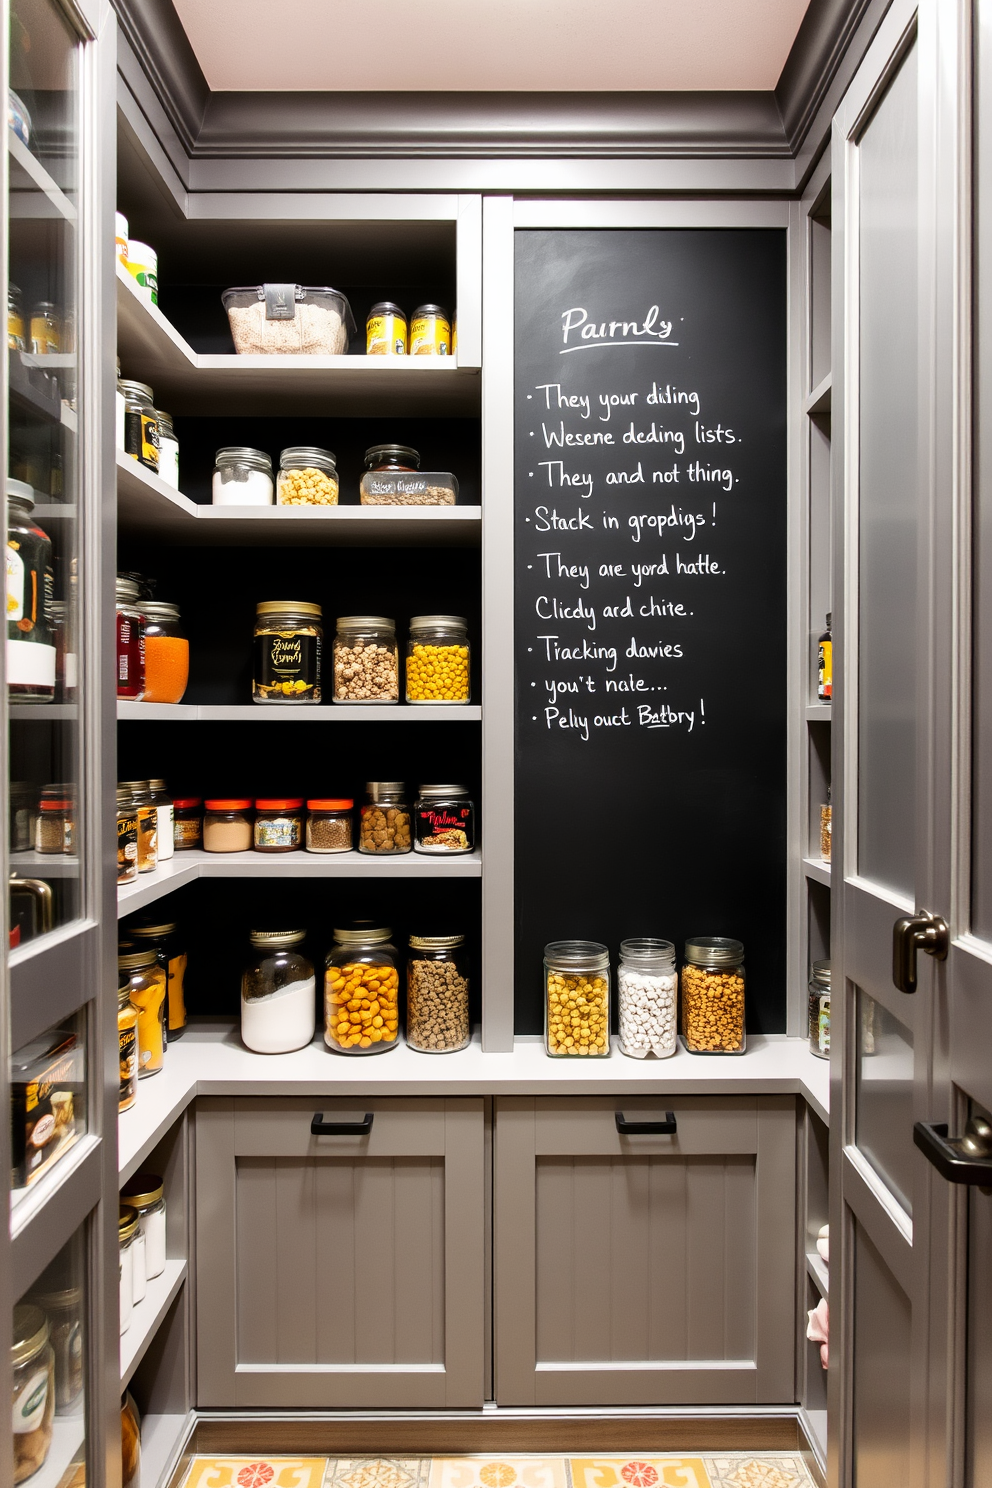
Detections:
[311, 1112, 374, 1136]
[914, 1117, 992, 1186]
[616, 1110, 677, 1135]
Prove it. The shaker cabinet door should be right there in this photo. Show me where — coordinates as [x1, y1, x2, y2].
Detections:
[194, 1097, 485, 1408]
[494, 1096, 796, 1406]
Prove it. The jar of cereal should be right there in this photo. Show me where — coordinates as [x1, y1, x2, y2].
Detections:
[332, 616, 398, 703]
[324, 923, 400, 1055]
[544, 940, 610, 1058]
[681, 937, 746, 1054]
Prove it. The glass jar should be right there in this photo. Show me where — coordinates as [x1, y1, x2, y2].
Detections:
[253, 601, 322, 704]
[544, 940, 611, 1058]
[119, 1172, 167, 1280]
[7, 482, 56, 701]
[119, 1207, 138, 1334]
[30, 1288, 82, 1416]
[12, 1305, 55, 1484]
[9, 282, 25, 350]
[142, 779, 173, 866]
[410, 303, 451, 356]
[681, 937, 746, 1054]
[333, 615, 399, 703]
[212, 446, 273, 506]
[120, 781, 158, 873]
[115, 575, 146, 700]
[407, 934, 470, 1053]
[324, 923, 401, 1055]
[129, 920, 187, 1040]
[808, 960, 831, 1060]
[118, 947, 166, 1078]
[10, 781, 35, 853]
[173, 796, 203, 850]
[367, 302, 408, 355]
[306, 798, 353, 853]
[154, 409, 179, 489]
[241, 929, 315, 1054]
[413, 784, 475, 854]
[118, 984, 138, 1112]
[202, 799, 253, 852]
[141, 602, 189, 704]
[618, 938, 677, 1059]
[35, 784, 75, 854]
[121, 1390, 141, 1488]
[364, 443, 419, 473]
[120, 380, 159, 473]
[406, 615, 471, 703]
[820, 795, 832, 862]
[29, 301, 61, 355]
[117, 787, 138, 885]
[276, 446, 339, 506]
[359, 782, 411, 854]
[254, 798, 304, 852]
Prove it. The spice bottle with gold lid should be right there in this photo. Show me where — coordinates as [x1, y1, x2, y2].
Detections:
[129, 920, 187, 1039]
[253, 601, 322, 704]
[118, 946, 166, 1078]
[119, 781, 157, 873]
[117, 787, 138, 884]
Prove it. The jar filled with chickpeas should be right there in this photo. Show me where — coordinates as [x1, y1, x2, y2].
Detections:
[406, 615, 471, 703]
[544, 940, 611, 1058]
[333, 615, 399, 703]
[276, 446, 339, 506]
[324, 923, 401, 1055]
[359, 782, 412, 854]
[680, 937, 746, 1054]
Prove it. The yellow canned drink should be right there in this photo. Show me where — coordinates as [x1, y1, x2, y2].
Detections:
[410, 303, 451, 357]
[366, 301, 407, 356]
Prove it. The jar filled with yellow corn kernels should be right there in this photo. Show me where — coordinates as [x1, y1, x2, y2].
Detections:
[405, 615, 471, 703]
[544, 940, 611, 1058]
[324, 923, 401, 1055]
[276, 446, 339, 506]
[680, 937, 746, 1054]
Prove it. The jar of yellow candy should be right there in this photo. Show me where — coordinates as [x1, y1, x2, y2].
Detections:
[544, 940, 611, 1058]
[324, 923, 401, 1055]
[405, 615, 470, 703]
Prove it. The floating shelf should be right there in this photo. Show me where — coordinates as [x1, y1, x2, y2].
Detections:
[803, 856, 831, 887]
[806, 1248, 829, 1299]
[805, 703, 832, 722]
[8, 130, 76, 222]
[10, 702, 78, 720]
[121, 1259, 187, 1388]
[11, 850, 78, 878]
[804, 373, 832, 417]
[117, 699, 480, 722]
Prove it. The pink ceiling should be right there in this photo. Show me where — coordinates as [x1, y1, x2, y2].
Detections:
[172, 0, 812, 92]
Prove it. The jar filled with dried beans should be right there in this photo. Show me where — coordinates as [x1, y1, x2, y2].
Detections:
[680, 937, 746, 1054]
[332, 615, 398, 703]
[305, 799, 353, 854]
[407, 934, 470, 1053]
[324, 923, 400, 1055]
[359, 782, 411, 854]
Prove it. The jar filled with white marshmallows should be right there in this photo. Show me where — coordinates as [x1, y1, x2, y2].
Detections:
[618, 937, 678, 1058]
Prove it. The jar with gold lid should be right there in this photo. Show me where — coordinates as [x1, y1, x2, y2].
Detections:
[118, 984, 138, 1112]
[118, 946, 166, 1078]
[253, 601, 322, 704]
[12, 1304, 55, 1483]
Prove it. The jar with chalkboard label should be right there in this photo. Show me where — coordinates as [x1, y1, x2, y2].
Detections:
[680, 937, 746, 1054]
[808, 961, 831, 1059]
[544, 940, 610, 1058]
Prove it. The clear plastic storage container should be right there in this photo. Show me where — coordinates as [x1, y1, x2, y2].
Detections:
[221, 284, 356, 355]
[360, 445, 458, 507]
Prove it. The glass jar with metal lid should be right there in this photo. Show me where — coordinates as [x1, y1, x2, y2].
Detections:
[10, 780, 35, 853]
[119, 780, 157, 873]
[119, 1207, 138, 1334]
[618, 938, 678, 1059]
[141, 603, 188, 704]
[29, 301, 60, 355]
[681, 937, 746, 1054]
[9, 282, 25, 350]
[120, 380, 159, 472]
[241, 928, 315, 1054]
[154, 409, 179, 489]
[413, 785, 475, 854]
[253, 601, 322, 704]
[407, 934, 470, 1053]
[410, 304, 451, 356]
[254, 798, 304, 853]
[118, 946, 166, 1078]
[359, 782, 411, 854]
[363, 443, 420, 473]
[7, 480, 56, 701]
[117, 790, 138, 885]
[276, 446, 339, 506]
[118, 983, 138, 1111]
[212, 446, 273, 506]
[120, 1171, 167, 1279]
[12, 1304, 55, 1483]
[406, 616, 470, 703]
[333, 615, 398, 703]
[808, 960, 831, 1060]
[544, 940, 611, 1058]
[366, 302, 408, 356]
[29, 1285, 82, 1413]
[147, 779, 174, 862]
[129, 919, 187, 1039]
[324, 923, 401, 1054]
[115, 575, 146, 701]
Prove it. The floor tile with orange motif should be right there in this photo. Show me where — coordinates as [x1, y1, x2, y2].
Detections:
[182, 1458, 329, 1488]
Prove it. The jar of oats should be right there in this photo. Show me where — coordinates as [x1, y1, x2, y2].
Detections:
[680, 937, 746, 1054]
[358, 782, 411, 855]
[332, 616, 399, 703]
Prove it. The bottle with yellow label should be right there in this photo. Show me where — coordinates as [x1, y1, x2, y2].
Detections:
[410, 303, 451, 357]
[817, 612, 832, 702]
[120, 380, 159, 474]
[366, 301, 407, 356]
[29, 302, 60, 355]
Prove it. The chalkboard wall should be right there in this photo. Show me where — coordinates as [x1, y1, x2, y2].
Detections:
[514, 228, 787, 1035]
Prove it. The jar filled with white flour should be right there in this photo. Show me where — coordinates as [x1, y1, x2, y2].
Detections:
[241, 928, 315, 1054]
[618, 937, 677, 1058]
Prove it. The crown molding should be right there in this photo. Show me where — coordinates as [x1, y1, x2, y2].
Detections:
[112, 0, 208, 152]
[775, 0, 878, 151]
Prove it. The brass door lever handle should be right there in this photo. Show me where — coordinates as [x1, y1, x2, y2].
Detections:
[892, 909, 948, 993]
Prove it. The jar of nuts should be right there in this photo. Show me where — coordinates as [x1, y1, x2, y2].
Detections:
[324, 923, 401, 1055]
[681, 937, 746, 1054]
[359, 782, 411, 854]
[276, 446, 339, 506]
[406, 615, 471, 703]
[407, 934, 470, 1053]
[333, 615, 399, 703]
[544, 940, 611, 1058]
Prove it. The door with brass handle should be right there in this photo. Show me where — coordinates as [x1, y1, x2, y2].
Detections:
[892, 909, 949, 993]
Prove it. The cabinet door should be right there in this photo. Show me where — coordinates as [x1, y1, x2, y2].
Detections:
[494, 1096, 795, 1406]
[195, 1097, 485, 1408]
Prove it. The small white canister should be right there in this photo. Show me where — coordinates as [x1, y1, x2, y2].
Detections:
[126, 240, 158, 305]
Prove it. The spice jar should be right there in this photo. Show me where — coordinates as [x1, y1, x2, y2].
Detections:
[410, 303, 451, 356]
[10, 781, 35, 853]
[407, 934, 470, 1053]
[118, 984, 138, 1111]
[241, 929, 315, 1054]
[202, 799, 253, 852]
[414, 784, 475, 854]
[119, 1207, 138, 1334]
[808, 960, 831, 1060]
[618, 938, 677, 1059]
[306, 799, 353, 854]
[115, 576, 146, 701]
[12, 1305, 55, 1483]
[130, 920, 187, 1040]
[120, 781, 158, 873]
[333, 615, 398, 703]
[9, 282, 25, 350]
[118, 946, 167, 1078]
[544, 940, 610, 1058]
[212, 446, 273, 506]
[117, 787, 138, 886]
[406, 615, 470, 702]
[121, 1390, 141, 1488]
[119, 1172, 167, 1280]
[681, 937, 746, 1054]
[324, 923, 401, 1055]
[35, 785, 75, 854]
[276, 446, 339, 506]
[141, 602, 189, 704]
[120, 380, 159, 473]
[7, 481, 56, 701]
[29, 1287, 82, 1413]
[29, 301, 60, 355]
[173, 797, 203, 851]
[820, 790, 832, 862]
[154, 409, 179, 489]
[359, 782, 411, 854]
[254, 798, 304, 853]
[253, 601, 322, 704]
[366, 302, 407, 356]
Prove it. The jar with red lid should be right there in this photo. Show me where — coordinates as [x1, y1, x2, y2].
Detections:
[202, 800, 252, 853]
[306, 799, 353, 853]
[172, 798, 203, 851]
[115, 575, 145, 701]
[35, 785, 74, 854]
[254, 798, 304, 853]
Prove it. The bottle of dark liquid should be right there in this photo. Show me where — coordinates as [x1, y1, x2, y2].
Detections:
[817, 612, 832, 701]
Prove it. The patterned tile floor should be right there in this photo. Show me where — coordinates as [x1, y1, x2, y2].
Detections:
[180, 1452, 819, 1488]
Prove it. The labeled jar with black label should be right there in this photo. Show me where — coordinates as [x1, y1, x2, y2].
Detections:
[253, 601, 322, 704]
[817, 612, 832, 702]
[7, 481, 56, 701]
[410, 303, 451, 356]
[254, 798, 304, 852]
[119, 781, 157, 873]
[118, 946, 166, 1078]
[130, 920, 187, 1040]
[115, 576, 146, 701]
[118, 983, 138, 1111]
[117, 787, 138, 884]
[366, 301, 407, 355]
[120, 380, 159, 473]
[414, 784, 475, 854]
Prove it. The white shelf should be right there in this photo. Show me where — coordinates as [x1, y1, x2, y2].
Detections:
[139, 1411, 193, 1488]
[10, 850, 79, 878]
[804, 373, 831, 417]
[26, 1408, 85, 1488]
[803, 856, 831, 887]
[117, 699, 481, 722]
[121, 1260, 188, 1388]
[805, 703, 831, 722]
[8, 130, 76, 222]
[10, 703, 78, 720]
[806, 1248, 829, 1299]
